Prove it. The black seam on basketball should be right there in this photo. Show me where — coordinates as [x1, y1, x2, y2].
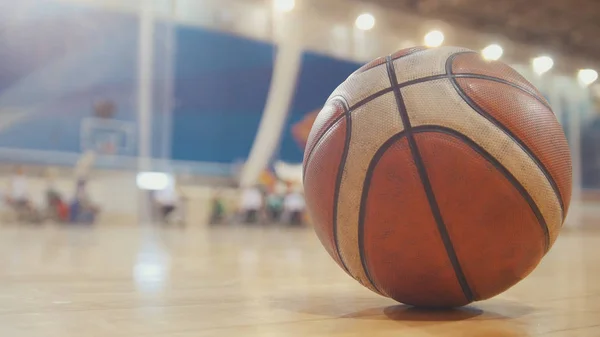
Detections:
[452, 74, 551, 110]
[302, 76, 439, 171]
[305, 56, 557, 190]
[358, 130, 410, 297]
[447, 51, 551, 108]
[386, 55, 475, 303]
[396, 74, 449, 89]
[391, 46, 428, 59]
[352, 71, 545, 113]
[445, 53, 565, 218]
[304, 70, 544, 169]
[354, 46, 428, 75]
[327, 95, 351, 110]
[302, 97, 350, 181]
[386, 56, 414, 131]
[411, 125, 551, 251]
[332, 100, 353, 276]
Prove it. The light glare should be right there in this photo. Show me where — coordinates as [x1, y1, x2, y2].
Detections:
[578, 69, 598, 86]
[481, 44, 503, 61]
[274, 0, 295, 13]
[355, 13, 375, 31]
[136, 172, 171, 191]
[532, 56, 553, 75]
[424, 30, 444, 47]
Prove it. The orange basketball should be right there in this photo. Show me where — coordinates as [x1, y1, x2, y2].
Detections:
[302, 46, 572, 308]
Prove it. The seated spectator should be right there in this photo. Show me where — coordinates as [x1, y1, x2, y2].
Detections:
[70, 180, 99, 224]
[44, 168, 69, 223]
[153, 181, 179, 225]
[239, 186, 263, 224]
[6, 166, 42, 223]
[283, 186, 306, 226]
[46, 190, 69, 223]
[209, 189, 226, 225]
[8, 165, 29, 210]
[265, 187, 284, 223]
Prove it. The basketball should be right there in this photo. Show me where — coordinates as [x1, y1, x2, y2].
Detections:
[4, 0, 600, 334]
[302, 46, 572, 308]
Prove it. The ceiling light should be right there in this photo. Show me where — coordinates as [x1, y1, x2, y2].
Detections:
[424, 30, 444, 47]
[578, 69, 598, 86]
[532, 56, 553, 75]
[481, 44, 503, 61]
[355, 13, 375, 31]
[274, 0, 294, 13]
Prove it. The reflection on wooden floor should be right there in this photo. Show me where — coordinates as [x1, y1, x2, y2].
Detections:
[0, 222, 598, 336]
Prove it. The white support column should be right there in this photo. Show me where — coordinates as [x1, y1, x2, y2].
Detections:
[239, 14, 302, 187]
[159, 11, 175, 160]
[137, 7, 154, 164]
[136, 5, 155, 223]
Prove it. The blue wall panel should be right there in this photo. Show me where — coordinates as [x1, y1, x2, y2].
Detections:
[0, 1, 139, 154]
[277, 52, 360, 163]
[170, 27, 275, 163]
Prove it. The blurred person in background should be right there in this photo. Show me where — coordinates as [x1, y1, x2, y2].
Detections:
[282, 185, 305, 226]
[265, 182, 285, 223]
[70, 179, 99, 224]
[209, 189, 226, 225]
[239, 185, 263, 224]
[44, 167, 69, 223]
[6, 165, 42, 223]
[69, 151, 100, 224]
[153, 177, 186, 226]
[8, 165, 29, 209]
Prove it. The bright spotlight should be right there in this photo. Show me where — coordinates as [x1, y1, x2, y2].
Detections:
[481, 44, 503, 61]
[136, 172, 172, 191]
[355, 13, 375, 31]
[274, 0, 294, 13]
[532, 56, 553, 75]
[424, 30, 444, 47]
[578, 69, 598, 86]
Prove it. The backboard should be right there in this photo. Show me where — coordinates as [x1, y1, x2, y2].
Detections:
[80, 117, 136, 156]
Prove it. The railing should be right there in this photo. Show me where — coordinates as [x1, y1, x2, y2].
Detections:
[0, 147, 235, 177]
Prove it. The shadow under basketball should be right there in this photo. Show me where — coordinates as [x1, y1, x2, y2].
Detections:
[271, 294, 532, 336]
[381, 304, 482, 321]
[342, 299, 534, 322]
[272, 292, 532, 321]
[345, 302, 532, 336]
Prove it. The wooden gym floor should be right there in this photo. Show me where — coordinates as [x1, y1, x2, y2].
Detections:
[0, 223, 598, 337]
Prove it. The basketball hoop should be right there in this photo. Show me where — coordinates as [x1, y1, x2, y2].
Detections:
[93, 99, 116, 119]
